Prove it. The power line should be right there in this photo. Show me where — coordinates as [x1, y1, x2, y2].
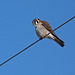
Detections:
[45, 16, 75, 37]
[0, 16, 75, 66]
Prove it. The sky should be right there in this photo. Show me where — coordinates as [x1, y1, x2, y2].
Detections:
[0, 0, 75, 75]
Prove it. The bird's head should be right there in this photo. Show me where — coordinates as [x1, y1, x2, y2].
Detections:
[32, 19, 40, 27]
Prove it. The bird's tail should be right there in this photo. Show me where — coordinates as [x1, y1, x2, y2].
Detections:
[48, 33, 64, 47]
[53, 35, 64, 47]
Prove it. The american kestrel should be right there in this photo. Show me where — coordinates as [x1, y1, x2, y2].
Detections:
[32, 19, 64, 47]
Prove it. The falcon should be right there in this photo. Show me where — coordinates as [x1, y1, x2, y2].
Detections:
[32, 19, 64, 47]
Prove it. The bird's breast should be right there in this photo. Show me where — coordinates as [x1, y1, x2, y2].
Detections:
[35, 24, 50, 38]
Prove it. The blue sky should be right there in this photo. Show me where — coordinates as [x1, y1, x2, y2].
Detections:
[0, 0, 75, 75]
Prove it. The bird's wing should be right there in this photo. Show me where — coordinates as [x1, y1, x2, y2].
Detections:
[41, 21, 64, 43]
[41, 21, 53, 32]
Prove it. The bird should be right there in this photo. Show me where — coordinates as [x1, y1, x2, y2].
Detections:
[32, 18, 64, 47]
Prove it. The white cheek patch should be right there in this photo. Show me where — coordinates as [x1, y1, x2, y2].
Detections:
[36, 21, 38, 25]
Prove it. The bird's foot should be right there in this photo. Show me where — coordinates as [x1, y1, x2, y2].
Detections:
[39, 36, 45, 40]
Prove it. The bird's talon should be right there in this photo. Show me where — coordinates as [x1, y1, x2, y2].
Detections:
[40, 36, 45, 40]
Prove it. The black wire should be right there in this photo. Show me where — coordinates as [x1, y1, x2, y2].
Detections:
[0, 16, 75, 66]
[45, 16, 75, 37]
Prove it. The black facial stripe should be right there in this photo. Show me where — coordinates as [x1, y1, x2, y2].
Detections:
[37, 21, 39, 23]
